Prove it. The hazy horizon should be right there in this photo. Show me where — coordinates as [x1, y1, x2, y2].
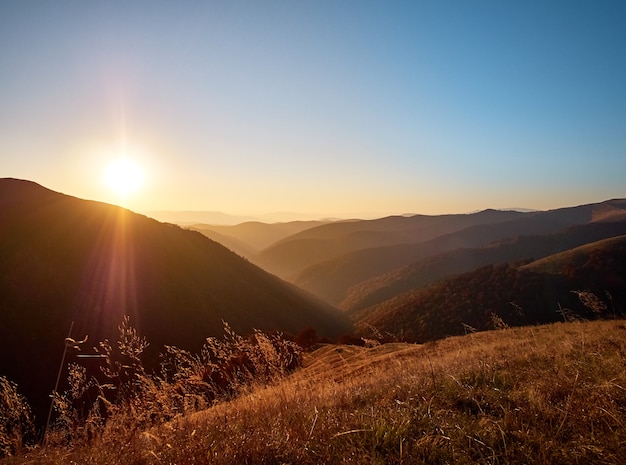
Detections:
[141, 208, 497, 225]
[2, 1, 625, 217]
[144, 205, 546, 225]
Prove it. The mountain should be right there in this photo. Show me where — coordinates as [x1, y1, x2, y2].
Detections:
[0, 178, 351, 424]
[294, 199, 626, 305]
[354, 235, 626, 342]
[188, 220, 327, 259]
[520, 234, 626, 278]
[341, 220, 626, 313]
[256, 210, 528, 279]
[185, 225, 260, 259]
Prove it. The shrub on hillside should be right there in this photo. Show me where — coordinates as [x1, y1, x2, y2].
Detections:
[0, 376, 34, 457]
[44, 317, 302, 447]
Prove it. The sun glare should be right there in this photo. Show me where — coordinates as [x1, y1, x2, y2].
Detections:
[104, 157, 144, 197]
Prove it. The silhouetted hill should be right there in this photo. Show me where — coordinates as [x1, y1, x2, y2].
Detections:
[341, 220, 626, 312]
[354, 236, 626, 342]
[257, 210, 527, 279]
[0, 178, 350, 425]
[295, 199, 626, 305]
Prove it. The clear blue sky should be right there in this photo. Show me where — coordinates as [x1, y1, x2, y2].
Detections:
[1, 0, 625, 218]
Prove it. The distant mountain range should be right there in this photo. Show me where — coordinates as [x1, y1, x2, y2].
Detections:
[0, 178, 350, 424]
[188, 197, 626, 344]
[147, 210, 346, 225]
[292, 200, 626, 305]
[190, 200, 626, 308]
[188, 220, 329, 257]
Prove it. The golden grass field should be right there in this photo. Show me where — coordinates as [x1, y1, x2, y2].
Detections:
[5, 319, 626, 464]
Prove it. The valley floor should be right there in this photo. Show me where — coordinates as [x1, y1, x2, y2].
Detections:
[6, 319, 626, 464]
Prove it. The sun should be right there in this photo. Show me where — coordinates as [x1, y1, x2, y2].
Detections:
[104, 157, 144, 197]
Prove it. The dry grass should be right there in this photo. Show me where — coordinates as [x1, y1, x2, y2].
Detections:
[0, 377, 34, 457]
[5, 319, 626, 464]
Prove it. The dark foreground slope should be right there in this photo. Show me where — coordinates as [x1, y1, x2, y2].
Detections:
[0, 178, 350, 424]
[354, 235, 626, 341]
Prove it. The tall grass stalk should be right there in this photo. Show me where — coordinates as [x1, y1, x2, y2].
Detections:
[42, 321, 74, 446]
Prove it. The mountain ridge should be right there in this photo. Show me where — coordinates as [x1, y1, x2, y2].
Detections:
[354, 235, 626, 341]
[256, 209, 528, 279]
[0, 178, 351, 424]
[341, 220, 626, 313]
[293, 199, 626, 305]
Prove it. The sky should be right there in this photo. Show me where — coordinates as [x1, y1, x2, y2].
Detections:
[1, 0, 625, 220]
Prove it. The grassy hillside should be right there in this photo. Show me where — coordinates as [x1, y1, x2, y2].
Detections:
[341, 221, 626, 313]
[294, 199, 626, 305]
[6, 320, 626, 464]
[0, 179, 350, 427]
[353, 236, 626, 342]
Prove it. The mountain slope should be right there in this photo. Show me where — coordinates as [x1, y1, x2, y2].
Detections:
[295, 199, 626, 305]
[257, 210, 528, 279]
[354, 235, 626, 341]
[0, 178, 350, 423]
[189, 220, 327, 260]
[185, 225, 259, 258]
[521, 234, 626, 276]
[341, 220, 626, 312]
